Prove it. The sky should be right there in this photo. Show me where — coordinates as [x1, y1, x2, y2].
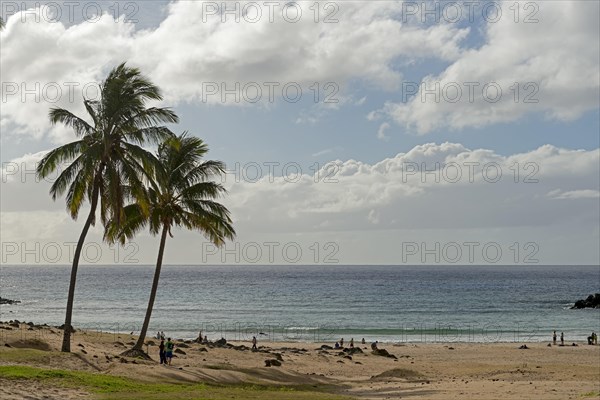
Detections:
[0, 0, 599, 265]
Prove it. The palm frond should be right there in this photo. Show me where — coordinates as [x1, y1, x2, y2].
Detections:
[49, 108, 94, 137]
[104, 203, 148, 244]
[36, 140, 87, 179]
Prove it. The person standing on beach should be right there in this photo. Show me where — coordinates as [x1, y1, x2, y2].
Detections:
[161, 331, 165, 340]
[362, 338, 366, 345]
[350, 338, 354, 348]
[165, 338, 174, 365]
[560, 332, 564, 345]
[553, 331, 557, 345]
[340, 338, 344, 347]
[159, 339, 166, 364]
[252, 336, 257, 350]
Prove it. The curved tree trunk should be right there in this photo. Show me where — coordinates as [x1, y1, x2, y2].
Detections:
[61, 178, 101, 352]
[133, 224, 169, 350]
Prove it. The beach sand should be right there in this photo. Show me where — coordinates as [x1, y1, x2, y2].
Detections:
[1, 321, 599, 399]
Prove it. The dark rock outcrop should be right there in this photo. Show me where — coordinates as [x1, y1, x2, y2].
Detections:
[0, 297, 21, 305]
[265, 359, 282, 367]
[372, 348, 398, 359]
[344, 347, 364, 355]
[571, 293, 600, 309]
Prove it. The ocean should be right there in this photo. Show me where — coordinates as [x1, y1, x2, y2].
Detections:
[1, 265, 599, 344]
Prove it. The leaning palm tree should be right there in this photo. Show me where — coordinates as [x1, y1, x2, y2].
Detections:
[106, 133, 235, 357]
[1, 17, 5, 30]
[36, 63, 178, 352]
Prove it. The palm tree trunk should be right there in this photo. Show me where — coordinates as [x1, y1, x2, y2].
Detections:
[133, 224, 169, 350]
[61, 178, 101, 352]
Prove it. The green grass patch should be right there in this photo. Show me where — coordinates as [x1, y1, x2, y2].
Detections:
[0, 365, 201, 394]
[0, 365, 354, 400]
[0, 348, 67, 363]
[580, 391, 600, 398]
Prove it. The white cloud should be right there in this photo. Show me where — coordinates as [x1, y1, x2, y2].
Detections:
[377, 122, 391, 141]
[0, 2, 470, 143]
[367, 209, 380, 225]
[375, 0, 600, 134]
[355, 96, 367, 106]
[312, 149, 333, 157]
[2, 1, 597, 144]
[548, 189, 600, 200]
[0, 11, 135, 143]
[1, 142, 598, 264]
[222, 143, 599, 232]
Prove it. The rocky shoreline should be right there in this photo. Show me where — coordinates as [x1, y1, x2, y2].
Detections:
[571, 293, 600, 309]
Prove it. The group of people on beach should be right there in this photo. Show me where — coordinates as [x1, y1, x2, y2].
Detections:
[156, 332, 175, 365]
[153, 329, 598, 366]
[196, 331, 210, 344]
[586, 331, 598, 345]
[334, 337, 371, 349]
[552, 330, 598, 346]
[155, 331, 260, 365]
[552, 330, 564, 345]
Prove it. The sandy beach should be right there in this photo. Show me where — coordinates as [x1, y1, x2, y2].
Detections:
[1, 321, 599, 400]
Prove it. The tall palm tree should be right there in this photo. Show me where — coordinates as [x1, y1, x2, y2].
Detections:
[107, 133, 235, 356]
[1, 17, 5, 30]
[36, 63, 178, 352]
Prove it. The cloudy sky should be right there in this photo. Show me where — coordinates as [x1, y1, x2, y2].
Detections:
[1, 0, 598, 265]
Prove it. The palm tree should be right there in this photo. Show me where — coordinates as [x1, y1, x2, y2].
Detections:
[36, 63, 178, 352]
[1, 17, 5, 30]
[106, 133, 235, 357]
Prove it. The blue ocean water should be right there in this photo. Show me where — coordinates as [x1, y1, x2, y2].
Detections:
[1, 265, 599, 344]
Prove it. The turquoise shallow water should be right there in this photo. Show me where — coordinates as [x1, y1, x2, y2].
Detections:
[1, 265, 599, 343]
